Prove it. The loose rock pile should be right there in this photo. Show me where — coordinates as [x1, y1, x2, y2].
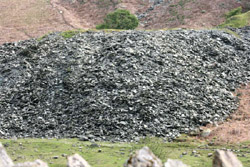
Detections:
[0, 28, 249, 141]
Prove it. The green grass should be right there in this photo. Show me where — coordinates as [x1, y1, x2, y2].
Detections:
[215, 28, 241, 38]
[225, 7, 242, 19]
[219, 10, 250, 28]
[0, 136, 249, 167]
[60, 30, 83, 39]
[37, 29, 127, 41]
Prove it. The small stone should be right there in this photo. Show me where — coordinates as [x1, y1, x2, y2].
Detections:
[62, 154, 67, 157]
[98, 149, 102, 153]
[201, 129, 211, 137]
[79, 136, 89, 141]
[182, 152, 187, 155]
[208, 153, 213, 157]
[89, 143, 99, 148]
[52, 156, 59, 159]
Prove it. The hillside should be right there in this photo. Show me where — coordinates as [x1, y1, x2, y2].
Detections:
[0, 0, 249, 44]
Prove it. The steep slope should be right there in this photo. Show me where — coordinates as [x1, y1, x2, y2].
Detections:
[61, 0, 242, 29]
[0, 0, 248, 44]
[0, 0, 83, 44]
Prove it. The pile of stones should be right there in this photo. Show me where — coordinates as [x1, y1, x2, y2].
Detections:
[0, 28, 249, 141]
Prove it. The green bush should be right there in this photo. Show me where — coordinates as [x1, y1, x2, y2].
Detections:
[96, 9, 139, 30]
[225, 7, 242, 19]
[219, 10, 250, 28]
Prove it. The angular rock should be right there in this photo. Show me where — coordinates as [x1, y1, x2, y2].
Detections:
[164, 159, 188, 167]
[67, 154, 91, 167]
[13, 160, 48, 167]
[0, 28, 249, 141]
[213, 150, 243, 167]
[0, 143, 14, 167]
[124, 146, 163, 167]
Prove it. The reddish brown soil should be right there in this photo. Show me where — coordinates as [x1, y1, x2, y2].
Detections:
[0, 0, 244, 44]
[203, 84, 250, 144]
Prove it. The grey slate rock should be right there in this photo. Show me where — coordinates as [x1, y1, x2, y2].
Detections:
[13, 160, 48, 167]
[124, 146, 163, 167]
[164, 159, 189, 167]
[67, 154, 91, 167]
[0, 143, 14, 167]
[213, 149, 243, 167]
[0, 28, 249, 141]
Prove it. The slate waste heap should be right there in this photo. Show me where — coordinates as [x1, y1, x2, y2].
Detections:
[0, 27, 249, 141]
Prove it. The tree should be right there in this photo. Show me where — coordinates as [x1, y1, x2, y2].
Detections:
[96, 9, 139, 30]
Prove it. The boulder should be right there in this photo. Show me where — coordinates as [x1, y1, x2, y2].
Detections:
[213, 150, 243, 167]
[124, 146, 163, 167]
[0, 143, 14, 167]
[13, 160, 48, 167]
[164, 159, 188, 167]
[67, 154, 91, 167]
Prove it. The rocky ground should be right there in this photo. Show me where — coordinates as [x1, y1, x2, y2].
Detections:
[0, 27, 249, 142]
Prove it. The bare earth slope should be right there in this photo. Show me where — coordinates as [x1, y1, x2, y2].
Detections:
[0, 0, 83, 44]
[0, 0, 246, 44]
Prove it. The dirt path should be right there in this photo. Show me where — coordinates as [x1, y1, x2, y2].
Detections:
[49, 0, 85, 29]
[0, 0, 88, 44]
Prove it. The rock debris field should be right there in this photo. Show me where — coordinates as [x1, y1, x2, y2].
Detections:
[0, 27, 249, 141]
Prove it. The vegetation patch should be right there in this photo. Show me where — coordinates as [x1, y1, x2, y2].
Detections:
[219, 10, 250, 28]
[96, 9, 139, 30]
[0, 137, 249, 167]
[60, 29, 84, 39]
[225, 7, 242, 19]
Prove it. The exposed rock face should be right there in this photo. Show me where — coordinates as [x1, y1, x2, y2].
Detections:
[67, 154, 91, 167]
[213, 150, 243, 167]
[13, 160, 48, 167]
[0, 143, 14, 167]
[0, 28, 249, 141]
[124, 146, 163, 167]
[164, 159, 188, 167]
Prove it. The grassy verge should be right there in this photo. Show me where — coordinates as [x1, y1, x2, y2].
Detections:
[219, 10, 250, 28]
[0, 136, 249, 167]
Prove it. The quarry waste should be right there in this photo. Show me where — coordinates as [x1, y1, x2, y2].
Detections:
[0, 27, 249, 142]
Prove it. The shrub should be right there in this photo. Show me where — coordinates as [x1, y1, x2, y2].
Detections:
[225, 7, 242, 19]
[96, 9, 139, 30]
